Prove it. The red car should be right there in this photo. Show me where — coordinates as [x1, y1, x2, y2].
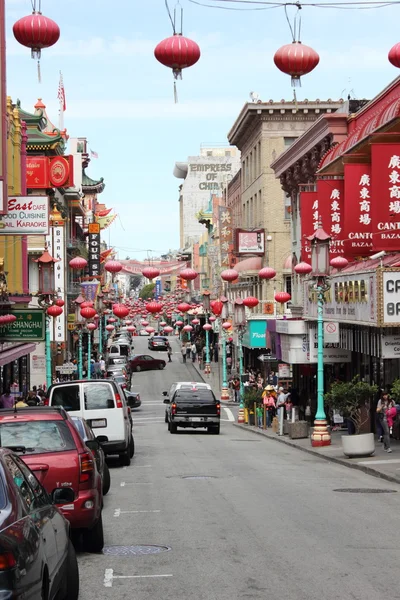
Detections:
[130, 354, 166, 372]
[0, 406, 104, 552]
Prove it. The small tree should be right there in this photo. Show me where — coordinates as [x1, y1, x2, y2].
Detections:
[243, 387, 262, 411]
[390, 379, 400, 404]
[139, 283, 155, 300]
[324, 377, 377, 435]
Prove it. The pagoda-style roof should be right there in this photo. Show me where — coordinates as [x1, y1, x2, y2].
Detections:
[82, 169, 105, 194]
[16, 98, 66, 155]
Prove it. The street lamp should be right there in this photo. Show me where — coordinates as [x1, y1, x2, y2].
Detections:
[220, 296, 230, 401]
[234, 297, 246, 424]
[202, 290, 211, 374]
[307, 224, 331, 447]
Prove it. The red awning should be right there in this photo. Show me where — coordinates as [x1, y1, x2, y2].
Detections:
[319, 96, 400, 172]
[332, 253, 400, 274]
[234, 257, 262, 273]
[0, 343, 36, 367]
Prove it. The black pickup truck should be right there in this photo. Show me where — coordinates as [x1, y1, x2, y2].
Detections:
[163, 385, 221, 434]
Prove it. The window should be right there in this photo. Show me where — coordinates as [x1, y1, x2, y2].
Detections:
[284, 137, 296, 147]
[84, 383, 115, 410]
[14, 456, 50, 509]
[0, 421, 76, 454]
[174, 390, 216, 403]
[285, 275, 292, 299]
[52, 385, 80, 411]
[4, 455, 35, 511]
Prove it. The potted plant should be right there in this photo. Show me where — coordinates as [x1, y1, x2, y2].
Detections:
[244, 388, 261, 426]
[324, 377, 378, 458]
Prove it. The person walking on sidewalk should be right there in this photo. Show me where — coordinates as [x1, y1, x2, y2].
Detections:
[262, 385, 276, 427]
[232, 377, 240, 402]
[167, 343, 172, 362]
[377, 393, 395, 453]
[181, 345, 187, 363]
[191, 342, 197, 362]
[186, 341, 191, 361]
[256, 403, 263, 428]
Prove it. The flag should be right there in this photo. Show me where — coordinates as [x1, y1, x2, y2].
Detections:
[90, 149, 99, 159]
[57, 72, 66, 111]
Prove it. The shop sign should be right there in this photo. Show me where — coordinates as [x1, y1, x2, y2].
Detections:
[235, 229, 265, 256]
[46, 224, 65, 343]
[299, 191, 317, 262]
[381, 332, 400, 358]
[343, 164, 374, 256]
[276, 319, 306, 335]
[32, 354, 45, 370]
[371, 144, 400, 251]
[280, 333, 309, 364]
[88, 222, 100, 277]
[308, 324, 351, 363]
[0, 310, 45, 341]
[242, 319, 267, 348]
[218, 206, 233, 267]
[278, 363, 291, 378]
[49, 157, 71, 188]
[26, 157, 49, 188]
[381, 271, 400, 325]
[26, 156, 74, 189]
[0, 196, 49, 235]
[303, 272, 377, 326]
[316, 179, 345, 258]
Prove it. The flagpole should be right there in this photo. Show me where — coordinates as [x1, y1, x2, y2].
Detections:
[58, 70, 64, 131]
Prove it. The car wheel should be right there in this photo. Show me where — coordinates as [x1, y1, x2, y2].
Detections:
[170, 423, 177, 434]
[159, 363, 164, 370]
[129, 436, 135, 458]
[167, 420, 170, 431]
[136, 366, 141, 372]
[63, 540, 79, 600]
[41, 569, 49, 600]
[210, 425, 220, 435]
[120, 449, 131, 466]
[165, 411, 168, 423]
[102, 463, 111, 496]
[82, 514, 104, 553]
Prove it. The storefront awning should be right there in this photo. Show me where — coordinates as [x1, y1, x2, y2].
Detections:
[235, 257, 262, 274]
[0, 343, 36, 367]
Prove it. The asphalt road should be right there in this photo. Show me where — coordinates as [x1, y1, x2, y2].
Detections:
[78, 335, 400, 600]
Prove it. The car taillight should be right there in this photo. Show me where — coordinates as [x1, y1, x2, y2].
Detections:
[115, 393, 123, 408]
[0, 552, 16, 570]
[79, 451, 94, 483]
[171, 403, 177, 415]
[43, 398, 49, 406]
[216, 403, 221, 416]
[137, 394, 140, 402]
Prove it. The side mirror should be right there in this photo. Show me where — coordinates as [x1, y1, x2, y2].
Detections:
[162, 391, 168, 397]
[86, 439, 100, 452]
[96, 435, 108, 444]
[163, 398, 170, 404]
[53, 487, 75, 505]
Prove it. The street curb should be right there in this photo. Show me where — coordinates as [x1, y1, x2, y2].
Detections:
[232, 423, 400, 486]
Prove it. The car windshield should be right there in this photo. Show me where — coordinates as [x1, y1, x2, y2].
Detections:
[174, 390, 216, 403]
[0, 420, 76, 454]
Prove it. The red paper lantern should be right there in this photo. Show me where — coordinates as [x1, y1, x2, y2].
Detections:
[211, 300, 223, 317]
[180, 268, 198, 281]
[175, 320, 183, 327]
[294, 262, 313, 275]
[105, 260, 122, 273]
[113, 304, 130, 319]
[203, 323, 212, 331]
[222, 322, 231, 330]
[80, 301, 94, 309]
[108, 317, 117, 323]
[81, 307, 96, 319]
[243, 296, 259, 309]
[13, 10, 60, 77]
[274, 291, 291, 304]
[47, 305, 63, 318]
[389, 42, 400, 68]
[183, 325, 193, 332]
[0, 314, 16, 325]
[163, 326, 174, 333]
[55, 298, 65, 307]
[105, 324, 115, 332]
[273, 42, 319, 86]
[330, 256, 349, 270]
[69, 256, 87, 270]
[191, 318, 200, 325]
[127, 326, 136, 333]
[177, 302, 191, 313]
[259, 267, 276, 280]
[146, 301, 162, 314]
[159, 321, 167, 327]
[221, 269, 238, 282]
[142, 266, 160, 279]
[209, 316, 216, 323]
[154, 34, 200, 80]
[145, 326, 155, 333]
[87, 323, 97, 331]
[141, 320, 149, 326]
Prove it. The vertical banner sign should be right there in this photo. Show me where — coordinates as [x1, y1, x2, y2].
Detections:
[316, 179, 345, 257]
[46, 226, 65, 343]
[218, 206, 233, 267]
[155, 278, 162, 299]
[88, 223, 101, 276]
[371, 144, 400, 251]
[299, 191, 318, 261]
[81, 281, 99, 302]
[343, 164, 374, 256]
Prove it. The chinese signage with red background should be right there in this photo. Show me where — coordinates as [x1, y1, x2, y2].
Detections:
[343, 164, 374, 256]
[218, 206, 233, 267]
[26, 156, 74, 189]
[299, 190, 318, 261]
[371, 144, 400, 251]
[316, 179, 345, 257]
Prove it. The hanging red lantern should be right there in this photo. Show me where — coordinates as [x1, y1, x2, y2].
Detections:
[145, 326, 155, 333]
[141, 320, 149, 326]
[159, 321, 167, 327]
[274, 291, 291, 304]
[177, 302, 191, 313]
[127, 326, 136, 333]
[113, 304, 130, 319]
[164, 325, 174, 333]
[80, 301, 94, 309]
[105, 260, 122, 273]
[87, 323, 97, 331]
[330, 256, 349, 270]
[154, 34, 200, 101]
[81, 307, 96, 319]
[209, 316, 216, 323]
[142, 266, 160, 279]
[203, 323, 212, 331]
[47, 305, 63, 318]
[180, 268, 198, 281]
[146, 301, 163, 314]
[108, 317, 117, 324]
[55, 298, 65, 307]
[221, 269, 238, 283]
[389, 42, 400, 68]
[0, 314, 16, 325]
[259, 267, 276, 280]
[13, 7, 60, 81]
[191, 318, 200, 325]
[274, 42, 319, 86]
[243, 296, 259, 309]
[175, 320, 183, 327]
[294, 262, 313, 275]
[222, 322, 231, 330]
[183, 324, 193, 332]
[211, 300, 223, 317]
[69, 256, 87, 270]
[105, 324, 115, 332]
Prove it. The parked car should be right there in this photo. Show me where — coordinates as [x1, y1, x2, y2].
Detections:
[106, 364, 129, 379]
[47, 380, 135, 466]
[71, 416, 111, 495]
[163, 383, 220, 434]
[112, 374, 131, 391]
[124, 390, 141, 409]
[130, 354, 166, 372]
[148, 336, 169, 351]
[139, 329, 150, 336]
[108, 356, 129, 367]
[0, 406, 104, 552]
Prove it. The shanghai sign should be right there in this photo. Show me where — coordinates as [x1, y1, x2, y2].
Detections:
[0, 310, 45, 341]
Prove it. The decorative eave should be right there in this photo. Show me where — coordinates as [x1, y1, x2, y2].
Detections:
[82, 169, 105, 194]
[196, 209, 212, 226]
[18, 99, 66, 155]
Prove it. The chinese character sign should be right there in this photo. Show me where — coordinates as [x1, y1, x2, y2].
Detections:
[218, 206, 233, 267]
[45, 226, 65, 343]
[88, 223, 101, 277]
[299, 191, 318, 261]
[371, 144, 400, 251]
[343, 164, 374, 256]
[316, 179, 345, 257]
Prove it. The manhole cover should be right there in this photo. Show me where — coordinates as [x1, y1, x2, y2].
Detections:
[333, 488, 397, 494]
[183, 475, 216, 480]
[103, 545, 170, 556]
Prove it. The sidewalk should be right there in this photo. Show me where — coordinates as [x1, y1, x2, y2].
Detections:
[233, 422, 400, 485]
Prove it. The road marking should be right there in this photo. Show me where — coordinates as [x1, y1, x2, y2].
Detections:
[120, 481, 153, 487]
[114, 508, 161, 517]
[357, 458, 400, 465]
[104, 569, 172, 587]
[223, 407, 235, 422]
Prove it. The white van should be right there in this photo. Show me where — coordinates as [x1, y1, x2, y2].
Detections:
[47, 379, 134, 466]
[108, 341, 131, 359]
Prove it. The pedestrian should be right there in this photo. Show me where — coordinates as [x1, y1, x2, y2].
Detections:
[191, 342, 197, 362]
[167, 344, 172, 362]
[233, 377, 240, 402]
[186, 341, 191, 360]
[213, 344, 218, 362]
[256, 402, 263, 428]
[262, 385, 276, 427]
[0, 387, 14, 408]
[227, 355, 232, 373]
[181, 345, 187, 363]
[376, 389, 385, 442]
[15, 396, 28, 408]
[376, 392, 395, 453]
[100, 356, 106, 378]
[276, 386, 287, 420]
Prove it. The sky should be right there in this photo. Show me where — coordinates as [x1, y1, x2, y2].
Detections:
[5, 0, 400, 260]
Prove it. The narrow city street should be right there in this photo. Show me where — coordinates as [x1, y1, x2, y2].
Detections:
[77, 337, 400, 600]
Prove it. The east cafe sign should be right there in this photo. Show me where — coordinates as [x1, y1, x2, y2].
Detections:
[300, 144, 400, 261]
[303, 268, 400, 327]
[26, 156, 74, 189]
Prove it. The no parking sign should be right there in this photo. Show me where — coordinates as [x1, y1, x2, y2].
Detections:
[324, 322, 339, 344]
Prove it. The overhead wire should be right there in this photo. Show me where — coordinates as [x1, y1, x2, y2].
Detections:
[165, 0, 176, 33]
[205, 0, 400, 8]
[188, 0, 280, 9]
